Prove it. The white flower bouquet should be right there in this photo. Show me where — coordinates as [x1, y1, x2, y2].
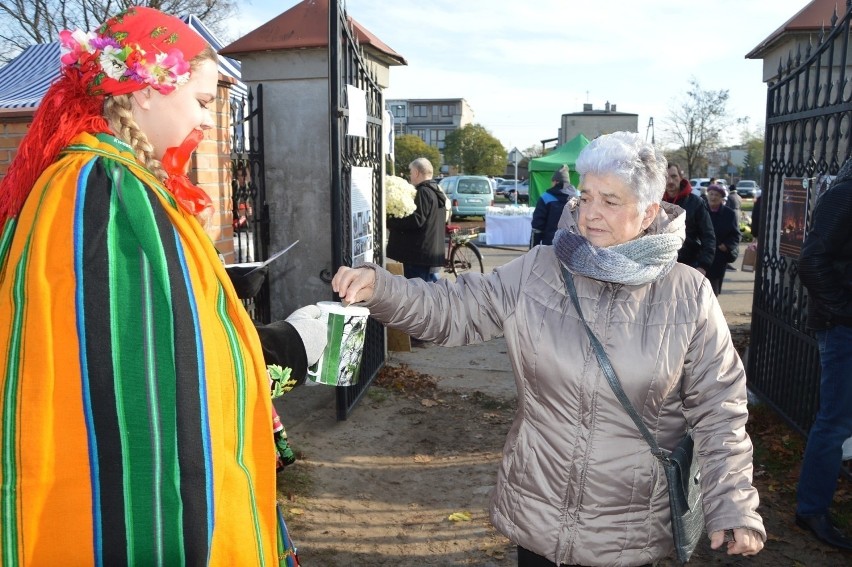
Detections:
[385, 175, 417, 218]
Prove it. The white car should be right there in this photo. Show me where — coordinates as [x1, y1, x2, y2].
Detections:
[505, 179, 530, 203]
[689, 178, 727, 197]
[735, 180, 762, 199]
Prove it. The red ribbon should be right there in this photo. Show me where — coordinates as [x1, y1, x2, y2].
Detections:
[161, 129, 213, 216]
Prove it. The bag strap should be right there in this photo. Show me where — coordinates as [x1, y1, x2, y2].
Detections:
[560, 264, 667, 461]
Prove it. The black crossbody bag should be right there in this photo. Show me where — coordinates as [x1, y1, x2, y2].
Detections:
[561, 266, 704, 564]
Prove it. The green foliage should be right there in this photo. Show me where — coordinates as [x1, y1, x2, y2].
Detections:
[443, 124, 507, 176]
[393, 135, 442, 177]
[740, 130, 765, 181]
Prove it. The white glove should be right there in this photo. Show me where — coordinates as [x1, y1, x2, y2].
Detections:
[285, 305, 327, 367]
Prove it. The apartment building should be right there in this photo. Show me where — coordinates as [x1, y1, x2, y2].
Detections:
[559, 102, 638, 145]
[387, 98, 474, 172]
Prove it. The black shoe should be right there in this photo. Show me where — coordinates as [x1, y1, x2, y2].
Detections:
[726, 264, 737, 271]
[795, 513, 852, 550]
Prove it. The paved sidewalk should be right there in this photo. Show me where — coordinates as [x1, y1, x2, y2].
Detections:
[282, 243, 756, 426]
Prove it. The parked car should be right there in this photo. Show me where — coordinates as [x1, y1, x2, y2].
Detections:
[495, 178, 518, 197]
[439, 175, 494, 218]
[505, 179, 530, 203]
[689, 177, 727, 197]
[736, 179, 762, 199]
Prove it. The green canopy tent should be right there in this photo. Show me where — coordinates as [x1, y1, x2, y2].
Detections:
[527, 134, 590, 206]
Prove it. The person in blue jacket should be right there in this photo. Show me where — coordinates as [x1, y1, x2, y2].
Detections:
[531, 165, 577, 246]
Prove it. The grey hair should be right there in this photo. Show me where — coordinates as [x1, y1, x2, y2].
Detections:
[574, 131, 667, 213]
[409, 157, 434, 177]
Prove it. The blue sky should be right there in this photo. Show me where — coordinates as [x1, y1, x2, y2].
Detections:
[231, 0, 812, 151]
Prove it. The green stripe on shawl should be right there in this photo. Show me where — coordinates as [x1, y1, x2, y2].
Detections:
[0, 242, 27, 567]
[104, 164, 185, 563]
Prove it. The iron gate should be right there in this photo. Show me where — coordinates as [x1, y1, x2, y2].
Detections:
[747, 2, 852, 435]
[329, 1, 386, 419]
[230, 85, 271, 323]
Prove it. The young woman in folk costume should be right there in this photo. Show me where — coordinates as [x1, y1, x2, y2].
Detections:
[0, 7, 323, 565]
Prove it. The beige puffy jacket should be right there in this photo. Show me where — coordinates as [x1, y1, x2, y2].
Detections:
[362, 206, 765, 566]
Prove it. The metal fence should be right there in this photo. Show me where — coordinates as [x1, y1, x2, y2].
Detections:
[747, 2, 852, 435]
[329, 1, 386, 419]
[230, 85, 271, 323]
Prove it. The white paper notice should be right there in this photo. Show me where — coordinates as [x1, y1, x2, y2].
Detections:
[346, 84, 367, 138]
[350, 166, 374, 266]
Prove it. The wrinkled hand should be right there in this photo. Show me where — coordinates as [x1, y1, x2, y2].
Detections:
[709, 528, 764, 557]
[285, 305, 327, 367]
[332, 267, 376, 306]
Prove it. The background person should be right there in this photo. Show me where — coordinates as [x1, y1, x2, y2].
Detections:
[663, 163, 716, 275]
[0, 8, 321, 564]
[726, 184, 743, 218]
[795, 160, 852, 551]
[704, 184, 741, 295]
[386, 157, 447, 281]
[531, 164, 577, 246]
[333, 132, 765, 566]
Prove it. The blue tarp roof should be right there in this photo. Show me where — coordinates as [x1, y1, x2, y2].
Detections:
[0, 15, 246, 111]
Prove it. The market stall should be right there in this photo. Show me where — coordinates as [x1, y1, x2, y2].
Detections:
[485, 206, 533, 246]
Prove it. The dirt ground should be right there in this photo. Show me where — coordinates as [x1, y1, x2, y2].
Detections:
[277, 334, 852, 566]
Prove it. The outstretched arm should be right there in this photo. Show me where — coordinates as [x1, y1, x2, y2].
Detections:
[332, 266, 377, 305]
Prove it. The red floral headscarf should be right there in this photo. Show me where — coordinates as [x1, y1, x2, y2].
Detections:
[0, 7, 210, 219]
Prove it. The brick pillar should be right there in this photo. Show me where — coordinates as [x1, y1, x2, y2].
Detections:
[0, 116, 33, 180]
[190, 77, 236, 260]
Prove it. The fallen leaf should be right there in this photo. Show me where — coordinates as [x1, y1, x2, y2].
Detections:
[420, 399, 439, 407]
[448, 511, 472, 522]
[288, 508, 304, 515]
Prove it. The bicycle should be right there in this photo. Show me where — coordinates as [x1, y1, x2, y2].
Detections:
[444, 224, 484, 277]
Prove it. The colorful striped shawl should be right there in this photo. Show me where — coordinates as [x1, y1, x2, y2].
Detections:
[0, 133, 285, 565]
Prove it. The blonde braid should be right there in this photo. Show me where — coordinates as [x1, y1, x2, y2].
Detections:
[103, 94, 167, 182]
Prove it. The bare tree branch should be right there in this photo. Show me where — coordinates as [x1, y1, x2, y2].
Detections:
[0, 0, 236, 62]
[664, 78, 732, 179]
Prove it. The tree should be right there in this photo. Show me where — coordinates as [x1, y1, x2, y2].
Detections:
[523, 144, 544, 159]
[664, 78, 732, 179]
[739, 126, 765, 182]
[0, 0, 236, 62]
[443, 124, 506, 176]
[392, 134, 441, 178]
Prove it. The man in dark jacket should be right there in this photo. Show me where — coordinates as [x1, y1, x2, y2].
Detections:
[663, 163, 715, 274]
[531, 165, 577, 246]
[386, 157, 447, 281]
[794, 164, 852, 551]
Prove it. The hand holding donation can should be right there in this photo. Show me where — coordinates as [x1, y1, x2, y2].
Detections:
[306, 301, 370, 386]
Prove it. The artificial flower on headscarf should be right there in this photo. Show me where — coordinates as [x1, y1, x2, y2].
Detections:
[0, 6, 209, 220]
[59, 6, 206, 96]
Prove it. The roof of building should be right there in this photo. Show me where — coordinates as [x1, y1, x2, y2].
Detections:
[220, 0, 406, 66]
[746, 0, 839, 59]
[0, 15, 246, 114]
[561, 110, 638, 117]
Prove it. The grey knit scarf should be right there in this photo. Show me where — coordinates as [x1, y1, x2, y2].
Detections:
[552, 202, 685, 286]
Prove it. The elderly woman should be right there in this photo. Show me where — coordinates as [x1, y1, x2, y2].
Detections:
[705, 184, 742, 295]
[333, 132, 765, 566]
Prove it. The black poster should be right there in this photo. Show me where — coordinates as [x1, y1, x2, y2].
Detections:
[779, 177, 809, 258]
